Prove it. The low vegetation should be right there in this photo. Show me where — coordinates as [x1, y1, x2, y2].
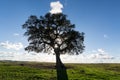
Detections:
[0, 61, 120, 80]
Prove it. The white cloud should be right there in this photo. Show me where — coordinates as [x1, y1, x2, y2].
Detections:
[0, 47, 118, 63]
[88, 53, 114, 59]
[0, 50, 118, 63]
[0, 51, 14, 60]
[50, 1, 63, 14]
[88, 49, 114, 59]
[98, 48, 105, 53]
[104, 34, 109, 39]
[0, 41, 23, 50]
[13, 33, 19, 36]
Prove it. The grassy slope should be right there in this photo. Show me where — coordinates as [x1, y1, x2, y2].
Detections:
[0, 61, 120, 80]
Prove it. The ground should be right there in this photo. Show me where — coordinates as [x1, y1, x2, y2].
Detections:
[0, 60, 120, 80]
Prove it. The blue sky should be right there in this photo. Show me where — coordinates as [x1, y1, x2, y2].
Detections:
[0, 0, 120, 62]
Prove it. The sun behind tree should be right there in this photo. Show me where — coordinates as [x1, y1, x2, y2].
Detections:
[22, 13, 85, 80]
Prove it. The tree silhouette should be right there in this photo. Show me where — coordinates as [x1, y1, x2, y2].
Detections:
[22, 13, 85, 80]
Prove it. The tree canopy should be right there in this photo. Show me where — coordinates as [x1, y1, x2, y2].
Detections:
[22, 13, 85, 55]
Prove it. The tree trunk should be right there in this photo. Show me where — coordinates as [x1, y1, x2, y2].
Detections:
[54, 49, 68, 80]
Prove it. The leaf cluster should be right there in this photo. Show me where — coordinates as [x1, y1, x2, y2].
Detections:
[22, 13, 85, 54]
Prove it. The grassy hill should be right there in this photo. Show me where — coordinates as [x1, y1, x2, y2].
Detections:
[0, 61, 120, 80]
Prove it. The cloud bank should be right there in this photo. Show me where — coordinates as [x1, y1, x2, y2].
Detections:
[0, 49, 118, 63]
[0, 41, 23, 50]
[50, 1, 63, 14]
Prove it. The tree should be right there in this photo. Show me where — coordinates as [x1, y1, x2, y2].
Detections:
[22, 13, 85, 80]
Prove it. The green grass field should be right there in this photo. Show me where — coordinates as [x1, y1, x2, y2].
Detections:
[0, 61, 120, 80]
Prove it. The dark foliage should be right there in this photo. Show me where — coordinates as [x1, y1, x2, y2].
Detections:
[22, 13, 85, 55]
